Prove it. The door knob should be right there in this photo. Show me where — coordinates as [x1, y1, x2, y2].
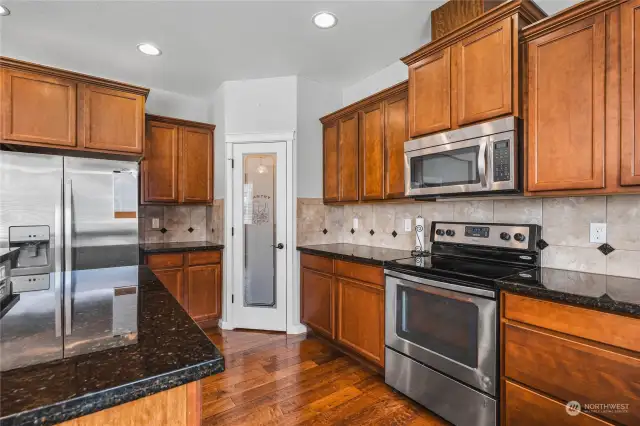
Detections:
[272, 243, 284, 249]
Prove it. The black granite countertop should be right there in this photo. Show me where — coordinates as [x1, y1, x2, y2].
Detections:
[498, 267, 640, 317]
[0, 248, 18, 264]
[0, 265, 224, 426]
[297, 243, 414, 266]
[139, 241, 224, 254]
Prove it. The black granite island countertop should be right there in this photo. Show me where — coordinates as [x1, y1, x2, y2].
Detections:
[140, 241, 224, 254]
[297, 243, 414, 266]
[0, 248, 18, 264]
[498, 267, 640, 317]
[0, 265, 224, 426]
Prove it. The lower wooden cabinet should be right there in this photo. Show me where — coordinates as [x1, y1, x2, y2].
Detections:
[501, 292, 640, 426]
[300, 253, 385, 369]
[146, 250, 222, 325]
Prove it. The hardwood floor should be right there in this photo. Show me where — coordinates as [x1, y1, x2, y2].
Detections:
[202, 328, 449, 425]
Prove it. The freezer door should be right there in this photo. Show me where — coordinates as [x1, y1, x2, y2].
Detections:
[0, 151, 64, 371]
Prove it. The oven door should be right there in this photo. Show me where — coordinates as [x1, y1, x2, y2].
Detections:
[385, 270, 497, 395]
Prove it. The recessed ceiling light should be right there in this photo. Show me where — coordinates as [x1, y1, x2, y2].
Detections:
[136, 43, 162, 56]
[0, 5, 11, 16]
[312, 12, 337, 29]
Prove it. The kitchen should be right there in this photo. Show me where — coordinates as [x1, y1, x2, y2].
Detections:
[0, 0, 639, 425]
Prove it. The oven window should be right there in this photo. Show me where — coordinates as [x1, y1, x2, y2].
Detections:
[410, 146, 480, 189]
[396, 285, 479, 368]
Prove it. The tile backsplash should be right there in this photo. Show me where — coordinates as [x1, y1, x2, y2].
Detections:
[140, 205, 211, 243]
[297, 195, 640, 278]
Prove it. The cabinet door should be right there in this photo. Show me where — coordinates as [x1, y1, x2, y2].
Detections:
[527, 14, 606, 192]
[323, 122, 339, 202]
[338, 113, 359, 202]
[359, 102, 384, 200]
[79, 84, 144, 154]
[143, 121, 179, 203]
[1, 69, 77, 146]
[187, 264, 221, 322]
[621, 0, 640, 186]
[408, 47, 451, 137]
[301, 268, 334, 338]
[456, 16, 513, 126]
[179, 126, 213, 203]
[384, 91, 409, 199]
[153, 268, 185, 308]
[336, 278, 384, 367]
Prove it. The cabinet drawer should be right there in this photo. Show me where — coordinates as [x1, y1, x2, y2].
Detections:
[335, 260, 383, 286]
[300, 253, 334, 274]
[504, 293, 640, 352]
[504, 322, 640, 425]
[147, 253, 184, 269]
[187, 250, 221, 266]
[504, 380, 613, 426]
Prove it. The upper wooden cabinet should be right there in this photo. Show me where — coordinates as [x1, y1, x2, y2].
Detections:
[142, 115, 215, 204]
[321, 81, 409, 204]
[0, 57, 149, 156]
[402, 0, 545, 138]
[523, 0, 640, 195]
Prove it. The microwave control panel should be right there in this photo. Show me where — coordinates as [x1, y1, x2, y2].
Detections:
[493, 140, 510, 182]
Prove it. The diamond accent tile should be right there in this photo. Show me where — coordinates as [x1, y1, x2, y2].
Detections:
[160, 228, 167, 234]
[322, 229, 328, 235]
[350, 228, 355, 234]
[536, 239, 549, 250]
[188, 227, 194, 233]
[369, 229, 375, 236]
[392, 230, 398, 238]
[598, 243, 615, 256]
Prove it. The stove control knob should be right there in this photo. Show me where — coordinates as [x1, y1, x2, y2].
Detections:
[435, 229, 445, 236]
[500, 232, 511, 241]
[514, 233, 526, 243]
[445, 229, 455, 237]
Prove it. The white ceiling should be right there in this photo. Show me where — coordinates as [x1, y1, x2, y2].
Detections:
[0, 1, 578, 99]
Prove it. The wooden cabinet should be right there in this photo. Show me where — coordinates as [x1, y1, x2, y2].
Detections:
[384, 91, 409, 198]
[0, 57, 149, 155]
[402, 1, 544, 137]
[1, 68, 77, 147]
[408, 48, 452, 137]
[456, 16, 512, 126]
[321, 81, 409, 204]
[522, 0, 640, 196]
[336, 278, 385, 367]
[78, 84, 145, 153]
[501, 292, 640, 426]
[621, 0, 640, 186]
[146, 249, 222, 326]
[142, 115, 215, 204]
[359, 102, 384, 200]
[338, 113, 360, 202]
[299, 253, 385, 369]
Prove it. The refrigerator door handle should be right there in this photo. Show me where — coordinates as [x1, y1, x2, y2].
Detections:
[54, 178, 64, 338]
[64, 179, 73, 336]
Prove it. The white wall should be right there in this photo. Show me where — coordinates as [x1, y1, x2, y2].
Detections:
[211, 84, 226, 200]
[342, 61, 408, 106]
[145, 88, 211, 123]
[224, 76, 298, 134]
[297, 77, 342, 198]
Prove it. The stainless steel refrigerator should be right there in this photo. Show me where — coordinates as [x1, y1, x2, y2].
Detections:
[0, 151, 140, 371]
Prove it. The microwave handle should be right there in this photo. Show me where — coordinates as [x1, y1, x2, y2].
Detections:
[478, 138, 488, 187]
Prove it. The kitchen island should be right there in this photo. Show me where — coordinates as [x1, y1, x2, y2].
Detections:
[0, 265, 224, 426]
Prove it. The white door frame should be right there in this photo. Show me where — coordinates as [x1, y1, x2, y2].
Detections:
[220, 131, 306, 334]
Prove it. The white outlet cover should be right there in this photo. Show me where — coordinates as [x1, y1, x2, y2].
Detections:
[590, 223, 607, 244]
[353, 217, 359, 230]
[404, 218, 412, 232]
[152, 218, 160, 229]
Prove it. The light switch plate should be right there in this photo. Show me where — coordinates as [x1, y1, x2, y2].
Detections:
[404, 218, 412, 232]
[152, 218, 160, 229]
[590, 223, 607, 244]
[353, 218, 359, 230]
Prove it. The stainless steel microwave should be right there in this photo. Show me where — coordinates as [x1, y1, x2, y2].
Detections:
[404, 116, 520, 198]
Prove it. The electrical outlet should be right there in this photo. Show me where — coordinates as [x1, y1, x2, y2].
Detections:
[590, 223, 607, 244]
[152, 218, 160, 229]
[404, 218, 412, 232]
[353, 218, 359, 230]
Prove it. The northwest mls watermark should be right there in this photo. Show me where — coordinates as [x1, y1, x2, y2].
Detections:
[565, 400, 630, 416]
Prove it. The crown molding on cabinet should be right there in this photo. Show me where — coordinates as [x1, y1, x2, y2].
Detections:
[146, 114, 216, 130]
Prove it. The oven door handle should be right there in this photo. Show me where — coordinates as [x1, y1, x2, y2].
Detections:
[478, 137, 488, 187]
[384, 269, 496, 299]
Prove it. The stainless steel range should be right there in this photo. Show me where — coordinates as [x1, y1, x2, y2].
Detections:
[384, 221, 542, 426]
